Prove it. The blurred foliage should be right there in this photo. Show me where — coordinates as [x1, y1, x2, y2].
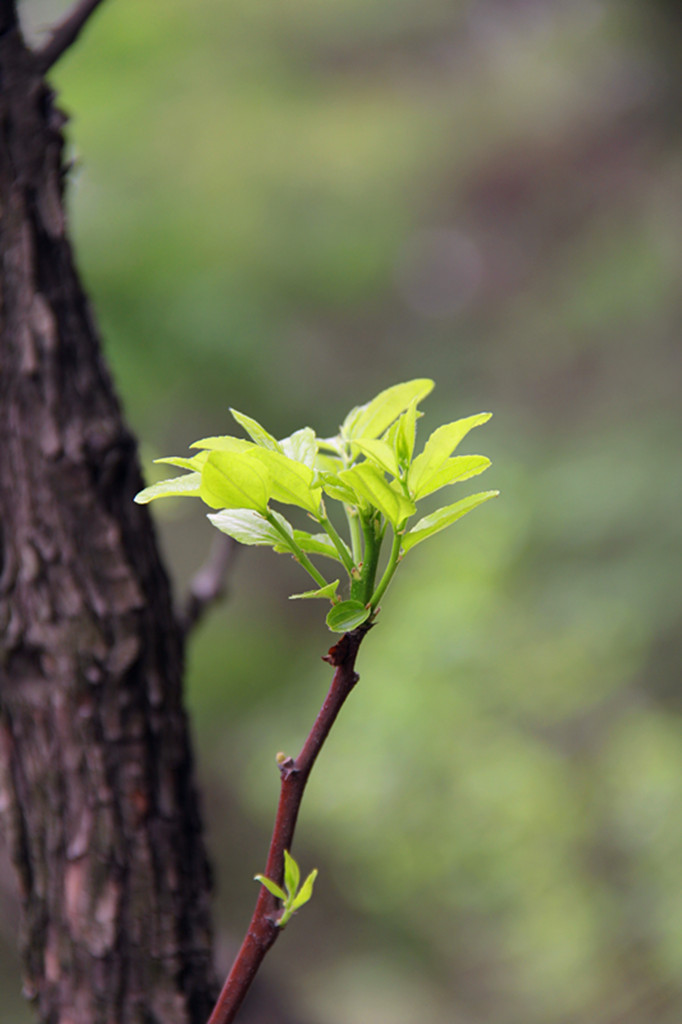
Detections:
[3, 1, 681, 1022]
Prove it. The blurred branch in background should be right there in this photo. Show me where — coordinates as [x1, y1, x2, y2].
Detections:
[36, 0, 107, 71]
[182, 535, 239, 637]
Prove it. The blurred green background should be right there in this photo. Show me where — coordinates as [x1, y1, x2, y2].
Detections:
[3, 1, 681, 1022]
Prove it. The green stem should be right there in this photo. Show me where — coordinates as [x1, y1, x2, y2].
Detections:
[345, 505, 363, 566]
[351, 514, 382, 605]
[338, 439, 363, 567]
[369, 526, 403, 611]
[265, 512, 328, 589]
[317, 514, 354, 574]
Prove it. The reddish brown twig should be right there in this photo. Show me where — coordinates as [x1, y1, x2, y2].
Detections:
[206, 623, 372, 1024]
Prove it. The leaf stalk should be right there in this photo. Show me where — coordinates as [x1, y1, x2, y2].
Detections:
[265, 511, 328, 589]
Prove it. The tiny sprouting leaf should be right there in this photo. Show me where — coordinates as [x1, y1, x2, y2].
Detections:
[250, 449, 322, 515]
[290, 580, 340, 601]
[208, 508, 293, 547]
[230, 408, 282, 452]
[254, 874, 287, 902]
[280, 427, 317, 468]
[283, 850, 300, 897]
[352, 439, 400, 478]
[200, 450, 271, 512]
[134, 472, 202, 504]
[326, 600, 372, 633]
[289, 869, 318, 912]
[411, 455, 491, 500]
[339, 463, 415, 527]
[401, 491, 499, 552]
[342, 379, 434, 441]
[408, 413, 491, 495]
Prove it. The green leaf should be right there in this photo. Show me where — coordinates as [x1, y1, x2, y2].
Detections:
[409, 413, 491, 496]
[289, 868, 318, 912]
[283, 850, 300, 897]
[401, 491, 499, 552]
[316, 436, 343, 456]
[352, 439, 400, 478]
[290, 580, 340, 601]
[208, 508, 293, 547]
[339, 463, 416, 526]
[395, 398, 419, 466]
[154, 452, 208, 472]
[319, 473, 360, 507]
[254, 874, 287, 902]
[326, 600, 372, 632]
[134, 472, 202, 504]
[280, 427, 317, 468]
[315, 452, 343, 474]
[250, 449, 322, 515]
[341, 379, 434, 441]
[230, 408, 282, 452]
[200, 451, 271, 512]
[190, 435, 253, 454]
[380, 417, 400, 452]
[411, 455, 491, 499]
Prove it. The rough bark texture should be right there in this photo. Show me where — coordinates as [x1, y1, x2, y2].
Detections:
[0, 16, 215, 1024]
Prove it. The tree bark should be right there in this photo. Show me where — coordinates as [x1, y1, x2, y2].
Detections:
[0, 14, 215, 1024]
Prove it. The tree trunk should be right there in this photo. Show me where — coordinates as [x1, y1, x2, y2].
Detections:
[0, 13, 215, 1024]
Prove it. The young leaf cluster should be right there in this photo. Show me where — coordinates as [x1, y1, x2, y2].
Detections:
[135, 379, 498, 631]
[254, 850, 318, 929]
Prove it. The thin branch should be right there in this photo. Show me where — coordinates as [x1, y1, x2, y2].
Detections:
[206, 623, 372, 1024]
[35, 0, 107, 73]
[181, 534, 239, 637]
